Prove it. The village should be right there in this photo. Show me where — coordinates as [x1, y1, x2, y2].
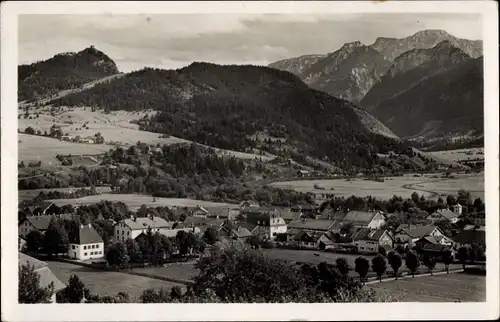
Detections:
[18, 189, 486, 303]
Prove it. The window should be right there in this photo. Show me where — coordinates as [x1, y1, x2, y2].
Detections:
[84, 253, 87, 256]
[84, 246, 87, 250]
[95, 244, 99, 249]
[72, 245, 75, 250]
[127, 231, 130, 236]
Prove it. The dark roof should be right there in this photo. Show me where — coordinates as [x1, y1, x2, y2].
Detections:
[352, 228, 388, 241]
[343, 211, 380, 224]
[70, 224, 104, 244]
[23, 215, 54, 231]
[230, 227, 253, 238]
[431, 209, 459, 220]
[288, 219, 336, 231]
[422, 243, 448, 252]
[245, 208, 280, 226]
[399, 225, 439, 238]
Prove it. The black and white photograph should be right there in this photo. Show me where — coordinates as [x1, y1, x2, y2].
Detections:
[1, 1, 499, 321]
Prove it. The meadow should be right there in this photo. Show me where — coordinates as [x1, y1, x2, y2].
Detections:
[47, 193, 236, 211]
[368, 272, 486, 302]
[269, 172, 484, 200]
[46, 260, 185, 299]
[18, 186, 113, 201]
[18, 107, 273, 162]
[429, 148, 484, 163]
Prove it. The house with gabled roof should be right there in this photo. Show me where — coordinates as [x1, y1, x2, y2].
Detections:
[394, 224, 447, 247]
[19, 252, 66, 303]
[18, 214, 78, 237]
[342, 210, 386, 229]
[243, 208, 287, 240]
[427, 208, 460, 224]
[68, 224, 105, 260]
[113, 215, 172, 242]
[287, 219, 338, 233]
[352, 228, 394, 254]
[239, 200, 260, 210]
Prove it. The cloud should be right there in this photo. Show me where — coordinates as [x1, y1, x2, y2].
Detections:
[18, 13, 482, 72]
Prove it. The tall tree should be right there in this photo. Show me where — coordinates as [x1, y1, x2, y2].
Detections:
[405, 251, 420, 277]
[43, 218, 69, 257]
[59, 274, 86, 303]
[335, 258, 350, 276]
[354, 257, 370, 284]
[441, 249, 453, 274]
[387, 251, 402, 279]
[371, 255, 387, 282]
[25, 230, 43, 256]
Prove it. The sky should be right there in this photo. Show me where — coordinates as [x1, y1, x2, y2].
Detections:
[18, 13, 482, 73]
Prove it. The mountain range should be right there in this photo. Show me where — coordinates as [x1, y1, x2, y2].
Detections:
[17, 28, 484, 171]
[268, 29, 483, 140]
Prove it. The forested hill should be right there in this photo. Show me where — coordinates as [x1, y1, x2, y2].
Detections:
[55, 62, 408, 172]
[18, 46, 119, 102]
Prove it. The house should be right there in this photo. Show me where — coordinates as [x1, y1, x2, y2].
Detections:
[19, 201, 56, 216]
[297, 170, 311, 177]
[352, 228, 394, 254]
[290, 204, 316, 214]
[68, 224, 105, 261]
[113, 215, 172, 242]
[244, 208, 288, 240]
[19, 252, 66, 303]
[452, 203, 463, 216]
[195, 206, 240, 220]
[220, 226, 254, 240]
[293, 231, 320, 248]
[183, 216, 225, 232]
[18, 214, 58, 237]
[393, 225, 448, 247]
[60, 135, 73, 141]
[239, 200, 260, 210]
[280, 208, 303, 223]
[342, 211, 386, 229]
[427, 209, 460, 224]
[317, 233, 336, 250]
[414, 235, 454, 250]
[287, 219, 338, 234]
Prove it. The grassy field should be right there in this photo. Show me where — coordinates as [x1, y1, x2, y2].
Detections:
[18, 133, 110, 163]
[429, 148, 484, 163]
[46, 260, 185, 299]
[19, 107, 274, 162]
[133, 262, 200, 282]
[18, 186, 112, 201]
[369, 273, 486, 302]
[48, 193, 236, 210]
[269, 172, 484, 200]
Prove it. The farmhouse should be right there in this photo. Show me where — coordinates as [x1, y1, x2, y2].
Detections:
[287, 219, 338, 234]
[191, 206, 240, 220]
[290, 204, 316, 214]
[239, 200, 260, 210]
[18, 214, 77, 237]
[244, 208, 287, 240]
[68, 224, 105, 261]
[394, 225, 448, 246]
[19, 252, 66, 303]
[352, 228, 394, 254]
[296, 169, 312, 177]
[427, 209, 460, 224]
[183, 216, 225, 232]
[342, 210, 386, 229]
[113, 215, 172, 242]
[220, 226, 254, 240]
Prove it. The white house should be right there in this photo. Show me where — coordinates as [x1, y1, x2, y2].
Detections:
[452, 203, 463, 216]
[68, 224, 105, 261]
[244, 208, 287, 240]
[352, 228, 394, 254]
[113, 215, 172, 242]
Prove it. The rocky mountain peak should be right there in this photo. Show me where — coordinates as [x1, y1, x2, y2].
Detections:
[411, 29, 450, 38]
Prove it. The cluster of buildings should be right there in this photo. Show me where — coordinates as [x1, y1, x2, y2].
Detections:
[18, 198, 485, 262]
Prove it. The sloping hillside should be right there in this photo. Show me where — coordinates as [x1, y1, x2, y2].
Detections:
[361, 41, 472, 111]
[18, 46, 119, 102]
[368, 57, 483, 139]
[370, 29, 482, 61]
[55, 62, 408, 172]
[268, 54, 325, 76]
